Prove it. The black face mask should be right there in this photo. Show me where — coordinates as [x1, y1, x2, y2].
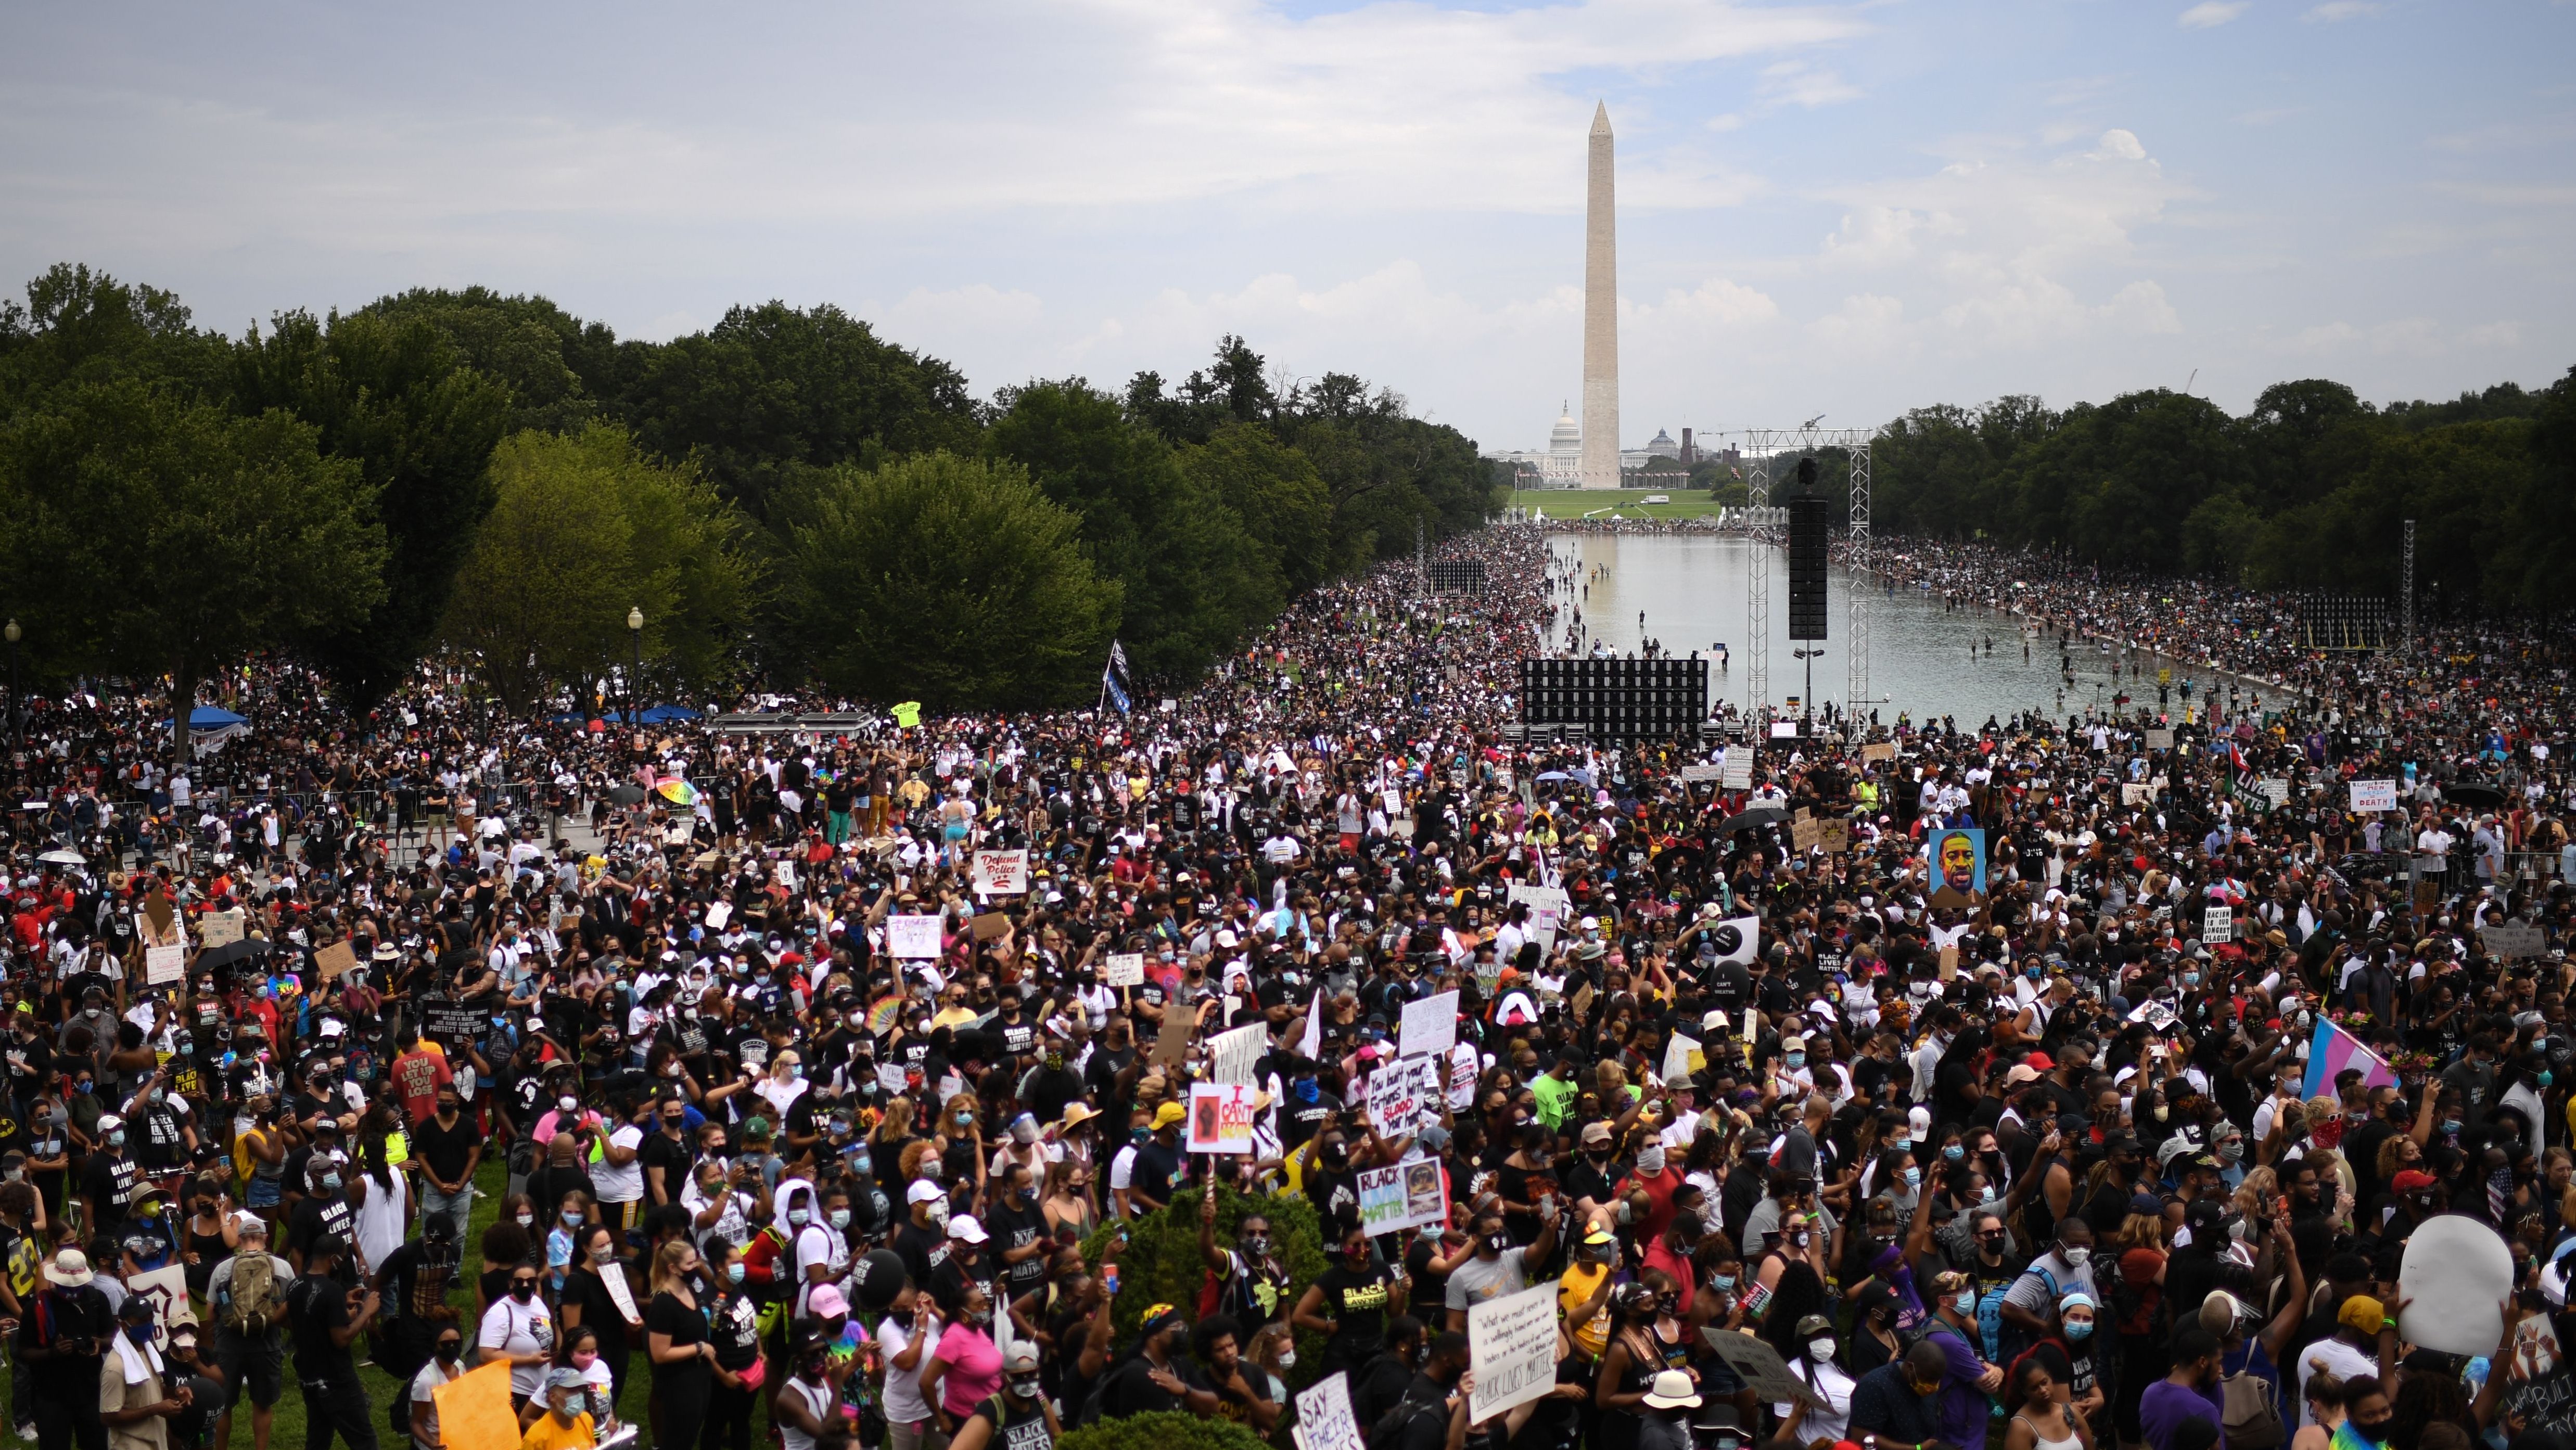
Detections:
[510, 1281, 537, 1303]
[434, 1340, 463, 1364]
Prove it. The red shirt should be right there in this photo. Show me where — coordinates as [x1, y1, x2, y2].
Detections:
[389, 1047, 453, 1125]
[1618, 1164, 1686, 1242]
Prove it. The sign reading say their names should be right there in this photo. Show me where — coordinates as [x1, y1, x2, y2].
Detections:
[1294, 1371, 1363, 1450]
[1399, 990, 1459, 1059]
[1468, 1281, 1562, 1421]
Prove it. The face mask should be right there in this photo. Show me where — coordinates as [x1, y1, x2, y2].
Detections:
[789, 1208, 810, 1227]
[830, 1209, 852, 1230]
[511, 1280, 537, 1303]
[1242, 1234, 1270, 1256]
[1903, 1166, 1921, 1188]
[1785, 1051, 1806, 1069]
[2061, 1245, 2090, 1268]
[1890, 1136, 1912, 1153]
[726, 1262, 746, 1284]
[517, 1213, 535, 1229]
[125, 1323, 155, 1346]
[562, 1209, 582, 1226]
[966, 1310, 992, 1327]
[2063, 1318, 2094, 1341]
[108, 1130, 126, 1148]
[1277, 1348, 1297, 1369]
[2443, 1119, 2463, 1135]
[435, 1340, 463, 1364]
[320, 1171, 339, 1191]
[1954, 1289, 1976, 1316]
[1712, 1275, 1736, 1291]
[1944, 1145, 1965, 1161]
[73, 1082, 91, 1096]
[589, 1244, 614, 1263]
[1808, 1338, 1835, 1362]
[558, 1096, 579, 1114]
[1791, 1230, 1811, 1247]
[1008, 1376, 1041, 1400]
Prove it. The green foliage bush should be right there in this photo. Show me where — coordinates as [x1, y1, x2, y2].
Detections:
[1059, 1410, 1272, 1450]
[1076, 1183, 1333, 1392]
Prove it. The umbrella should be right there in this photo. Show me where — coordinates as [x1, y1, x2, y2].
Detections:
[1718, 806, 1790, 835]
[607, 784, 648, 806]
[657, 779, 700, 807]
[36, 849, 84, 865]
[196, 938, 272, 971]
[2444, 781, 2506, 809]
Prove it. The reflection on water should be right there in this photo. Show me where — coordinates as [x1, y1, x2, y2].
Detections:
[1543, 533, 2245, 727]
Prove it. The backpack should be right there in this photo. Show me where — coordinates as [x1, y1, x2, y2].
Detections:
[1368, 1395, 1445, 1450]
[741, 1227, 792, 1294]
[2221, 1367, 2286, 1450]
[222, 1253, 285, 1336]
[1995, 1263, 2059, 1364]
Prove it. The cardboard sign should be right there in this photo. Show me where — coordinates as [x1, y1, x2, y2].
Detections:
[1678, 764, 1723, 784]
[972, 850, 1029, 896]
[1700, 1327, 1818, 1407]
[2144, 728, 2175, 750]
[1151, 1009, 1197, 1068]
[1294, 1370, 1363, 1450]
[2121, 783, 2157, 806]
[2202, 906, 2233, 944]
[1104, 952, 1146, 987]
[315, 940, 359, 980]
[1357, 1158, 1450, 1236]
[433, 1360, 519, 1450]
[1467, 1281, 1561, 1421]
[970, 912, 1011, 941]
[1186, 1082, 1258, 1154]
[1399, 991, 1459, 1059]
[1208, 1021, 1269, 1086]
[1862, 741, 1897, 763]
[2350, 779, 2399, 813]
[1791, 816, 1822, 852]
[198, 913, 244, 949]
[887, 916, 942, 959]
[2484, 923, 2546, 960]
[144, 944, 186, 986]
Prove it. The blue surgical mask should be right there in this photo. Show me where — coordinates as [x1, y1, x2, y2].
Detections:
[2025, 964, 2043, 980]
[562, 1209, 582, 1226]
[1943, 1145, 1965, 1161]
[2063, 1318, 2094, 1341]
[2183, 971, 2201, 987]
[1786, 1051, 1806, 1069]
[1955, 1289, 1976, 1316]
[2443, 1119, 2463, 1135]
[1713, 1275, 1736, 1291]
[320, 1172, 339, 1190]
[727, 1262, 746, 1285]
[2543, 1072, 2556, 1088]
[1891, 1136, 1912, 1153]
[1903, 1166, 1921, 1188]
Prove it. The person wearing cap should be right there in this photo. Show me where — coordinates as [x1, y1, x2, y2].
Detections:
[1103, 1303, 1218, 1419]
[206, 1214, 296, 1450]
[99, 1292, 183, 1450]
[2292, 1293, 2401, 1430]
[947, 1340, 1062, 1450]
[518, 1366, 596, 1450]
[929, 1207, 997, 1316]
[1115, 1101, 1187, 1220]
[1561, 1225, 1621, 1361]
[1778, 1313, 1855, 1444]
[1845, 1336, 1956, 1450]
[284, 1231, 378, 1450]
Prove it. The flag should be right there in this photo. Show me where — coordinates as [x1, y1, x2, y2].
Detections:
[1297, 985, 1324, 1060]
[2301, 1016, 2395, 1100]
[1101, 640, 1133, 714]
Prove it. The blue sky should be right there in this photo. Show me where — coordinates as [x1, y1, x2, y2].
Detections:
[3, 1, 2569, 454]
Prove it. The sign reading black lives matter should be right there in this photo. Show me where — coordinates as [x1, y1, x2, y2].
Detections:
[1468, 1282, 1560, 1421]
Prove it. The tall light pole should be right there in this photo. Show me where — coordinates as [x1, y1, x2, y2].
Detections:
[4, 618, 18, 756]
[627, 606, 644, 754]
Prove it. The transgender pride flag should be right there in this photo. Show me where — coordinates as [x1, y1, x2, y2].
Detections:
[2301, 1017, 2397, 1100]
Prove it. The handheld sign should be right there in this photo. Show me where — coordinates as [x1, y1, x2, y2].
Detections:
[144, 944, 186, 986]
[1357, 1159, 1450, 1236]
[2350, 779, 2399, 813]
[1208, 1021, 1268, 1086]
[1468, 1281, 1561, 1421]
[887, 916, 942, 959]
[2202, 906, 2233, 944]
[1295, 1372, 1362, 1450]
[2398, 1215, 2514, 1356]
[1399, 991, 1459, 1059]
[2483, 923, 2545, 960]
[1185, 1083, 1257, 1154]
[1105, 953, 1146, 987]
[971, 850, 1029, 896]
[315, 941, 359, 981]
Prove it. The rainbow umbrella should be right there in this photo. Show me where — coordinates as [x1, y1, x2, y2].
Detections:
[657, 779, 700, 807]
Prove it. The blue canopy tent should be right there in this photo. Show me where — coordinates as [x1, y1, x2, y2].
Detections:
[161, 706, 250, 753]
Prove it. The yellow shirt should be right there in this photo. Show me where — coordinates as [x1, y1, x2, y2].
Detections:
[520, 1411, 595, 1450]
[1560, 1262, 1613, 1358]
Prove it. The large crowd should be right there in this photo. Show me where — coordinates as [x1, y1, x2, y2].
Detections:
[0, 519, 2572, 1450]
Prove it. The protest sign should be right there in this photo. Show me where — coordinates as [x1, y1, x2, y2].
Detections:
[1105, 952, 1146, 987]
[434, 1361, 518, 1450]
[1700, 1329, 1816, 1407]
[1186, 1083, 1258, 1154]
[1791, 816, 1821, 852]
[887, 916, 942, 959]
[2483, 923, 2545, 960]
[2202, 906, 2233, 943]
[2256, 777, 2290, 808]
[2350, 779, 2399, 813]
[1448, 1041, 1481, 1110]
[123, 1264, 196, 1332]
[1863, 741, 1897, 763]
[1399, 991, 1459, 1059]
[315, 940, 358, 980]
[1660, 1032, 1701, 1084]
[2145, 728, 2175, 750]
[1468, 1281, 1561, 1421]
[2503, 1314, 2576, 1440]
[971, 912, 1011, 941]
[1294, 1371, 1363, 1450]
[198, 913, 244, 949]
[144, 944, 185, 986]
[2121, 783, 2157, 806]
[2399, 1216, 2514, 1356]
[1678, 764, 1722, 783]
[972, 850, 1029, 896]
[1364, 1056, 1443, 1137]
[1208, 1021, 1269, 1086]
[1151, 1010, 1197, 1069]
[1357, 1158, 1450, 1236]
[704, 901, 732, 931]
[1723, 749, 1753, 790]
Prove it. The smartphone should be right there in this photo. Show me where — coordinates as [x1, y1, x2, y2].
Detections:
[1102, 1264, 1120, 1295]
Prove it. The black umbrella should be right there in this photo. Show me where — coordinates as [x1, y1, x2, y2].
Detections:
[196, 938, 272, 972]
[2444, 781, 2506, 809]
[1718, 806, 1790, 836]
[607, 784, 648, 806]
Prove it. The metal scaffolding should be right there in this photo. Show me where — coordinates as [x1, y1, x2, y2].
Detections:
[1845, 437, 1871, 722]
[1727, 426, 1877, 727]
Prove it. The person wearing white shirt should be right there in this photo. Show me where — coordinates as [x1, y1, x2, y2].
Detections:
[478, 1269, 557, 1403]
[877, 1293, 943, 1450]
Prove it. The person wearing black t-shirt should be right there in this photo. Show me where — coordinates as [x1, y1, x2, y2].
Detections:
[1107, 1308, 1217, 1417]
[1294, 1223, 1407, 1376]
[559, 1222, 634, 1408]
[413, 1092, 483, 1243]
[372, 1215, 464, 1381]
[639, 1098, 696, 1207]
[287, 1233, 377, 1450]
[645, 1240, 717, 1450]
[286, 1160, 360, 1285]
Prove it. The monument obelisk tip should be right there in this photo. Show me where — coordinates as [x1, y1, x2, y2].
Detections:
[1591, 100, 1612, 134]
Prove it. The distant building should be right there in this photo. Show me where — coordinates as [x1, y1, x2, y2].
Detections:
[1490, 411, 1691, 487]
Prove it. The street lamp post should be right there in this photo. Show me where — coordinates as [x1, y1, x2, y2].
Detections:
[627, 607, 644, 754]
[3, 619, 18, 756]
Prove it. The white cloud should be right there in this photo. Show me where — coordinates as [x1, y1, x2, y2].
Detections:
[1637, 278, 1781, 327]
[1808, 293, 1914, 360]
[1757, 60, 1864, 110]
[2260, 316, 2519, 357]
[2303, 1, 2384, 19]
[2179, 3, 2251, 28]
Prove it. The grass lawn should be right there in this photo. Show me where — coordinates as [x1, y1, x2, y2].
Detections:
[12, 1153, 672, 1450]
[1506, 486, 1728, 519]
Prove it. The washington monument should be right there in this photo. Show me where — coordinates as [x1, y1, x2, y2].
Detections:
[1580, 101, 1620, 489]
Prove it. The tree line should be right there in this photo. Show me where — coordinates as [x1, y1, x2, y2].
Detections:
[1855, 370, 2576, 612]
[0, 265, 1501, 736]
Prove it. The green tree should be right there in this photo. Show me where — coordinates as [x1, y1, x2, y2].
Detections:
[990, 380, 1274, 682]
[614, 301, 981, 525]
[233, 309, 513, 708]
[1179, 422, 1337, 594]
[781, 452, 1118, 711]
[441, 427, 760, 712]
[0, 379, 386, 759]
[362, 286, 621, 435]
[0, 263, 234, 412]
[1999, 389, 2245, 566]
